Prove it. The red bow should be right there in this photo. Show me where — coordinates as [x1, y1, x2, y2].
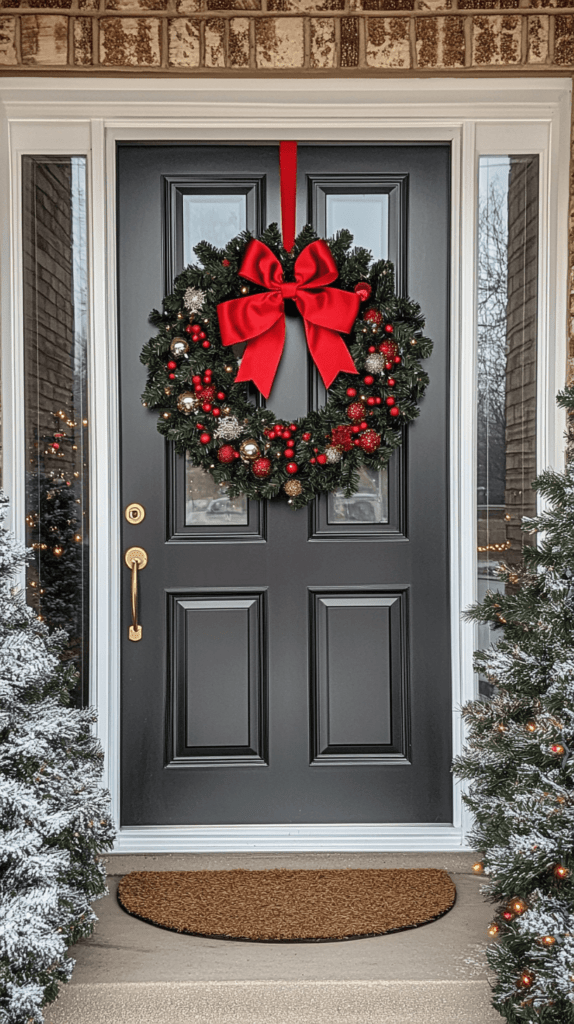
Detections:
[217, 239, 360, 399]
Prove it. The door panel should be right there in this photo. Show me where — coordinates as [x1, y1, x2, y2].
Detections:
[118, 143, 451, 827]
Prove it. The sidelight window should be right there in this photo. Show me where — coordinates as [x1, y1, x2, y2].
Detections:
[22, 156, 90, 707]
[475, 154, 539, 693]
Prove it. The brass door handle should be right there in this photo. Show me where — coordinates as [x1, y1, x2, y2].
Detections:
[125, 546, 148, 641]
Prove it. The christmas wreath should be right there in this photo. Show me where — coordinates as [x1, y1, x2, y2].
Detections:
[140, 223, 432, 509]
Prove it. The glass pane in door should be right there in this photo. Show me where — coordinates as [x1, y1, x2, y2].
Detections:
[326, 191, 389, 523]
[183, 191, 249, 525]
[183, 194, 247, 265]
[326, 193, 389, 260]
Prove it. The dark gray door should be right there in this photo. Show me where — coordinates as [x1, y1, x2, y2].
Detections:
[118, 143, 451, 826]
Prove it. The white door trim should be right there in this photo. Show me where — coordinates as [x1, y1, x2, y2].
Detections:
[1, 77, 570, 852]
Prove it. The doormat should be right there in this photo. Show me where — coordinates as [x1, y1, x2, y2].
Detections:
[117, 868, 456, 942]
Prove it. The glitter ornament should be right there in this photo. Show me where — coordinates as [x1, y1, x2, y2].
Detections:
[215, 416, 243, 441]
[365, 309, 383, 325]
[354, 281, 372, 302]
[183, 287, 206, 318]
[380, 340, 399, 359]
[325, 446, 342, 465]
[284, 479, 303, 497]
[177, 392, 199, 415]
[347, 401, 366, 423]
[217, 445, 236, 464]
[358, 430, 381, 454]
[330, 425, 354, 452]
[239, 439, 261, 462]
[365, 353, 387, 375]
[170, 337, 190, 358]
[252, 457, 272, 478]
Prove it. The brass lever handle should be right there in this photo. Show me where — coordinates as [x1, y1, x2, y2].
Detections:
[125, 546, 148, 641]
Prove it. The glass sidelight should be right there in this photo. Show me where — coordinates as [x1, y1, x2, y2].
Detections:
[22, 156, 90, 707]
[475, 154, 539, 693]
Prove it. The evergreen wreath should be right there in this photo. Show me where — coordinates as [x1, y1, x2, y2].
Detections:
[141, 225, 433, 509]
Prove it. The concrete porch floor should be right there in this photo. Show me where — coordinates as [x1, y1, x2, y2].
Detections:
[45, 853, 500, 1024]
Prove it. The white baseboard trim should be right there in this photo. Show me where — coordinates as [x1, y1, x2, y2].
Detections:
[112, 824, 470, 853]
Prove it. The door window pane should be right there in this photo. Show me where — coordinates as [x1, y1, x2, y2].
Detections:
[185, 454, 248, 525]
[23, 156, 89, 707]
[182, 192, 249, 525]
[476, 155, 538, 693]
[183, 194, 247, 266]
[326, 193, 389, 522]
[326, 193, 389, 260]
[328, 465, 389, 525]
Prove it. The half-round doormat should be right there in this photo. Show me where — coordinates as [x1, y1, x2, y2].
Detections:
[117, 868, 456, 942]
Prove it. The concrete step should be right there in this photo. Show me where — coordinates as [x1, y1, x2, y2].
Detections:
[44, 854, 498, 1024]
[45, 980, 499, 1024]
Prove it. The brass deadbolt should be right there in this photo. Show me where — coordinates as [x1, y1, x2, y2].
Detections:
[125, 502, 145, 525]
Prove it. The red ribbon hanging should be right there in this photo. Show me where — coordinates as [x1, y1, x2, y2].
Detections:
[280, 141, 297, 254]
[217, 239, 360, 399]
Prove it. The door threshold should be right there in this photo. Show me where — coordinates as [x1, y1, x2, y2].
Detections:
[113, 823, 468, 853]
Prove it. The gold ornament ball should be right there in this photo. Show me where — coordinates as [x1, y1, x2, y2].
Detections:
[222, 405, 232, 416]
[240, 285, 249, 295]
[225, 365, 234, 373]
[162, 411, 172, 420]
[177, 311, 184, 320]
[164, 386, 172, 396]
[177, 391, 198, 415]
[170, 337, 190, 358]
[284, 479, 303, 497]
[239, 439, 261, 462]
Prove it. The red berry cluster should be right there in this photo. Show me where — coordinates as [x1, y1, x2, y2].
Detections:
[263, 422, 300, 475]
[184, 322, 211, 349]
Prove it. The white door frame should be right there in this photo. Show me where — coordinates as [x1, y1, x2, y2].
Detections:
[1, 77, 570, 852]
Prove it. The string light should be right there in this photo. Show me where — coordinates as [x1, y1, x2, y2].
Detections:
[518, 972, 534, 989]
[473, 862, 484, 874]
[554, 865, 570, 879]
[511, 899, 527, 915]
[488, 924, 499, 937]
[551, 744, 565, 756]
[526, 720, 537, 732]
[540, 936, 556, 946]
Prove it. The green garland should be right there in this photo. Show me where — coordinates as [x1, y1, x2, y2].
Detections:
[140, 224, 433, 509]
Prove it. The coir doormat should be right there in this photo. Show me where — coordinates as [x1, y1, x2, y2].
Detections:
[117, 868, 456, 942]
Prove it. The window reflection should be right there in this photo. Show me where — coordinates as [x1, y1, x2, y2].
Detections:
[476, 155, 538, 694]
[185, 456, 248, 526]
[326, 193, 389, 260]
[23, 156, 89, 707]
[183, 194, 247, 266]
[328, 465, 389, 525]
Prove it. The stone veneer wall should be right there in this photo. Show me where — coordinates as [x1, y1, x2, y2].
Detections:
[0, 2, 570, 74]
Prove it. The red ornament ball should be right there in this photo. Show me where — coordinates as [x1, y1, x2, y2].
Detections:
[252, 457, 272, 478]
[364, 375, 375, 386]
[302, 432, 312, 442]
[384, 324, 394, 334]
[199, 432, 211, 445]
[217, 445, 236, 464]
[379, 340, 399, 359]
[222, 258, 230, 267]
[358, 430, 381, 454]
[330, 425, 354, 452]
[346, 387, 357, 397]
[390, 407, 400, 418]
[316, 454, 327, 465]
[347, 401, 366, 423]
[286, 462, 299, 475]
[167, 360, 177, 371]
[185, 324, 194, 334]
[284, 448, 295, 459]
[365, 309, 383, 325]
[354, 281, 372, 303]
[200, 385, 216, 402]
[202, 341, 210, 349]
[386, 397, 396, 407]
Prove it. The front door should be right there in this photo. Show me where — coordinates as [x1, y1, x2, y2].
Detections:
[118, 143, 451, 827]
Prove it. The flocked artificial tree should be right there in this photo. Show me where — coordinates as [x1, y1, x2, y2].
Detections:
[0, 493, 114, 1024]
[454, 387, 574, 1022]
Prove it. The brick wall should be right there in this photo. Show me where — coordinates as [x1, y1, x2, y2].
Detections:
[0, 2, 572, 73]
